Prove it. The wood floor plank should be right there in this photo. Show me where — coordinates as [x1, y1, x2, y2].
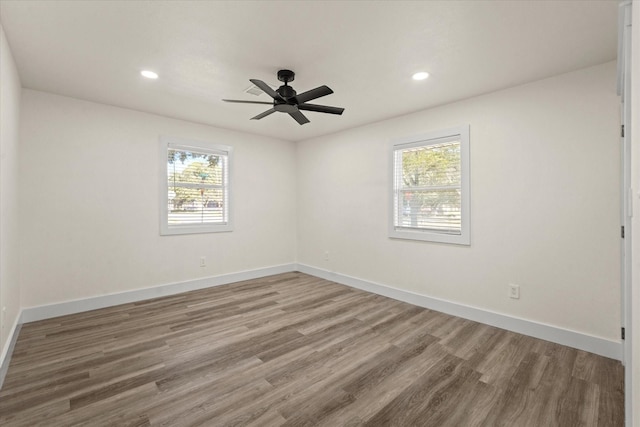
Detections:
[316, 343, 451, 427]
[0, 272, 624, 426]
[362, 353, 477, 426]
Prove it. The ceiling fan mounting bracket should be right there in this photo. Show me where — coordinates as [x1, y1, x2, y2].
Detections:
[277, 69, 295, 84]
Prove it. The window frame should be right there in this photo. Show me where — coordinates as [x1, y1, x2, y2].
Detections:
[389, 125, 470, 245]
[159, 136, 233, 236]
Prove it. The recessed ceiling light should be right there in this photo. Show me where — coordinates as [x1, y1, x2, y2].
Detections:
[412, 72, 429, 81]
[141, 70, 159, 79]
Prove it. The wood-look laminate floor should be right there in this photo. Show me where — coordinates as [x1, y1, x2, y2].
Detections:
[0, 272, 624, 426]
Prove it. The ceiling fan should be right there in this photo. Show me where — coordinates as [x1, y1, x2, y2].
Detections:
[223, 69, 344, 125]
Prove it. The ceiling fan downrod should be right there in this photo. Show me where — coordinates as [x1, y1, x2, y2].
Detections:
[277, 69, 296, 99]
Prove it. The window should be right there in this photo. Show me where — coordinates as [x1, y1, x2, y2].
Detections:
[390, 125, 470, 245]
[160, 137, 232, 235]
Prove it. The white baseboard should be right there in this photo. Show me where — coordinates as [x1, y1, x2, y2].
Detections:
[21, 263, 297, 323]
[296, 264, 623, 361]
[0, 310, 23, 389]
[8, 262, 622, 370]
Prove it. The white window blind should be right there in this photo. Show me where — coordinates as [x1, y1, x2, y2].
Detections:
[160, 138, 232, 235]
[390, 126, 469, 245]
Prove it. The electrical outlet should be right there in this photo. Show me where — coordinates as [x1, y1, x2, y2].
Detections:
[509, 284, 520, 299]
[324, 251, 329, 261]
[200, 256, 206, 267]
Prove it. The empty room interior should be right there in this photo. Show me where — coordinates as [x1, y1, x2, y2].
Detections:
[1, 1, 639, 426]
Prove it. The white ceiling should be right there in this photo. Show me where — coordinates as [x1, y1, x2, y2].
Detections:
[0, 1, 619, 142]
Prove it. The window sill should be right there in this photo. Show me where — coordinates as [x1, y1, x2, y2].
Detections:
[160, 224, 233, 236]
[389, 228, 470, 245]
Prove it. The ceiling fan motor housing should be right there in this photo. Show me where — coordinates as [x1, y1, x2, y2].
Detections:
[277, 85, 296, 100]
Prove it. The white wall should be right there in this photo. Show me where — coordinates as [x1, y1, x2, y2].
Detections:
[15, 62, 623, 343]
[297, 61, 621, 342]
[19, 90, 296, 307]
[0, 25, 21, 361]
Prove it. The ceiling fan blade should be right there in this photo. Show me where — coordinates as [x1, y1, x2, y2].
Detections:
[251, 108, 277, 120]
[298, 103, 345, 115]
[222, 99, 273, 105]
[288, 109, 310, 125]
[249, 79, 283, 100]
[294, 85, 333, 104]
